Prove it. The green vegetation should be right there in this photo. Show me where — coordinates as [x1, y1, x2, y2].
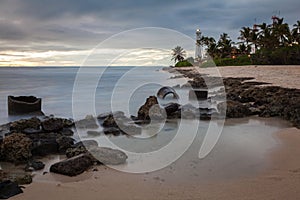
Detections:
[175, 60, 193, 67]
[171, 46, 186, 63]
[198, 17, 300, 66]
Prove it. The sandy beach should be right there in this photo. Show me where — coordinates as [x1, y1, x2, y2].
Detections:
[11, 65, 300, 200]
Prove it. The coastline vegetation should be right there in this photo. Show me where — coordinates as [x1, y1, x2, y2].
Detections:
[173, 17, 300, 67]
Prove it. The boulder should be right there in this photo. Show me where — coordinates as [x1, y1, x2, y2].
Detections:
[0, 180, 23, 199]
[218, 101, 252, 118]
[137, 96, 165, 121]
[73, 140, 98, 149]
[50, 154, 93, 176]
[56, 136, 75, 153]
[29, 133, 59, 156]
[97, 111, 125, 120]
[41, 118, 64, 132]
[1, 133, 32, 163]
[75, 115, 98, 129]
[89, 147, 127, 165]
[25, 160, 45, 172]
[10, 117, 41, 133]
[103, 127, 121, 136]
[164, 103, 180, 116]
[66, 145, 88, 158]
[59, 128, 74, 136]
[87, 130, 102, 137]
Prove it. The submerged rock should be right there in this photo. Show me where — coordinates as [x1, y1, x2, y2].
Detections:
[75, 115, 98, 129]
[89, 147, 128, 165]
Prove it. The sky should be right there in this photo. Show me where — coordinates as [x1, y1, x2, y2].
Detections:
[0, 0, 299, 66]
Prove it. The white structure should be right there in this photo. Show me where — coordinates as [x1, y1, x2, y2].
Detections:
[195, 29, 202, 62]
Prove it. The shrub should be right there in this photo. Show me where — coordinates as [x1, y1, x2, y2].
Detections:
[175, 60, 193, 67]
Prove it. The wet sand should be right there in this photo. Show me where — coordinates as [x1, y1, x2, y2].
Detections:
[11, 65, 300, 200]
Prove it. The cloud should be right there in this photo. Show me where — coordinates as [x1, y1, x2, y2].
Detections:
[0, 0, 299, 66]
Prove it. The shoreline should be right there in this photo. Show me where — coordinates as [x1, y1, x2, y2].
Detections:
[10, 127, 300, 200]
[3, 65, 300, 199]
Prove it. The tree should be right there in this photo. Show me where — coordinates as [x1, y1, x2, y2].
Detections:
[217, 33, 233, 58]
[292, 20, 300, 44]
[171, 46, 186, 63]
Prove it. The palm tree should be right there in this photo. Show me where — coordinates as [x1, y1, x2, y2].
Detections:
[217, 33, 233, 58]
[171, 46, 186, 63]
[272, 18, 291, 47]
[292, 20, 300, 44]
[239, 27, 252, 46]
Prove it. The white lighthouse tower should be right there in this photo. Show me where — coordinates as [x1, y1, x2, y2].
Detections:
[195, 29, 202, 63]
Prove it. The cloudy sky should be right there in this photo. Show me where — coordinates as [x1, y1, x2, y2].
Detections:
[0, 0, 299, 66]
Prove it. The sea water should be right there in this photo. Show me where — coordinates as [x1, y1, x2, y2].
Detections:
[0, 66, 292, 180]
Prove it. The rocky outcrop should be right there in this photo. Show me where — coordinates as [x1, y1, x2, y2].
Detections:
[0, 180, 23, 199]
[10, 117, 41, 133]
[137, 96, 165, 121]
[75, 115, 98, 129]
[1, 133, 32, 163]
[218, 101, 251, 118]
[50, 154, 94, 176]
[41, 118, 64, 132]
[25, 160, 45, 172]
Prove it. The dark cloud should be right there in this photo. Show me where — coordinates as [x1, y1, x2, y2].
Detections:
[0, 0, 299, 65]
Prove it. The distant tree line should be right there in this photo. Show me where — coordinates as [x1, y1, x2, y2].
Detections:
[200, 17, 300, 65]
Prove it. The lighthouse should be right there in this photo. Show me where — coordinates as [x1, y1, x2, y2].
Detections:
[195, 29, 202, 63]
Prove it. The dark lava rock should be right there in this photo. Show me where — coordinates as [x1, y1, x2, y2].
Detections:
[50, 154, 93, 176]
[137, 96, 165, 121]
[1, 133, 32, 163]
[59, 128, 74, 136]
[181, 104, 199, 119]
[218, 101, 252, 118]
[10, 117, 41, 132]
[119, 124, 142, 136]
[102, 115, 118, 128]
[25, 160, 45, 172]
[66, 145, 88, 158]
[41, 118, 64, 132]
[103, 127, 121, 136]
[164, 103, 180, 116]
[13, 174, 32, 185]
[56, 136, 75, 153]
[22, 128, 42, 135]
[29, 133, 59, 156]
[0, 180, 23, 199]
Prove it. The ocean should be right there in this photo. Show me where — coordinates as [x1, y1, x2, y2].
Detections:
[0, 66, 292, 179]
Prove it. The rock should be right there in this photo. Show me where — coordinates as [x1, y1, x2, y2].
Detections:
[10, 117, 41, 133]
[181, 104, 199, 119]
[0, 123, 11, 136]
[29, 133, 59, 156]
[102, 115, 118, 128]
[75, 115, 98, 129]
[56, 136, 75, 153]
[1, 133, 32, 163]
[103, 127, 121, 136]
[41, 118, 64, 132]
[50, 154, 93, 176]
[89, 147, 127, 165]
[218, 101, 252, 118]
[13, 174, 32, 185]
[59, 128, 74, 136]
[164, 103, 180, 116]
[0, 180, 23, 199]
[97, 111, 125, 120]
[22, 128, 42, 135]
[137, 96, 165, 121]
[66, 145, 88, 158]
[25, 160, 45, 172]
[119, 124, 142, 136]
[73, 140, 98, 149]
[87, 130, 102, 137]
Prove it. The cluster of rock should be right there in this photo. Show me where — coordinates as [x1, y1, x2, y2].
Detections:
[0, 114, 130, 198]
[167, 67, 300, 128]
